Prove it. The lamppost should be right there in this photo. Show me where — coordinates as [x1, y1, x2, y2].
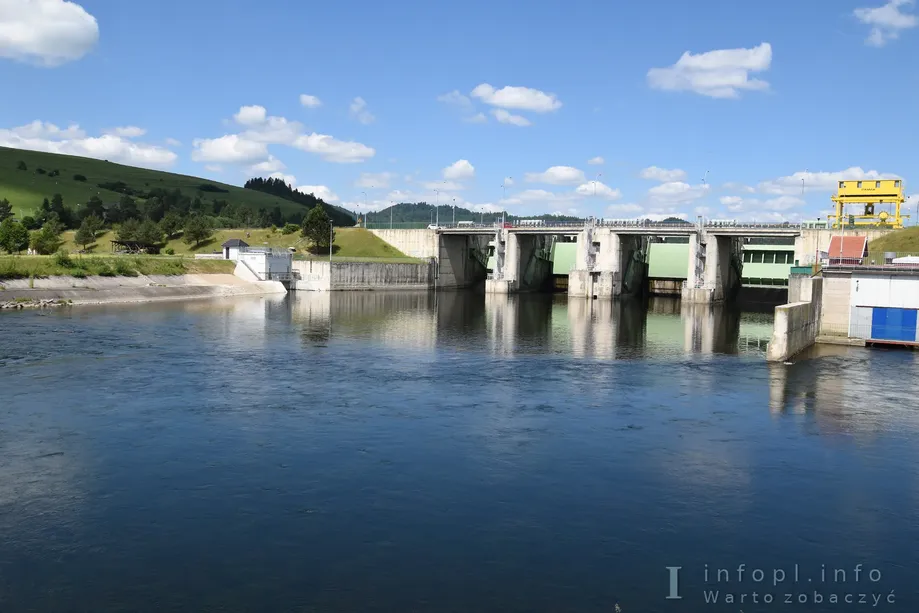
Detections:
[434, 188, 439, 227]
[452, 198, 456, 225]
[361, 191, 368, 228]
[501, 177, 512, 225]
[390, 201, 394, 229]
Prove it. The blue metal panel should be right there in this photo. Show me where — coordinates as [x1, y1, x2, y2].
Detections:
[871, 308, 918, 341]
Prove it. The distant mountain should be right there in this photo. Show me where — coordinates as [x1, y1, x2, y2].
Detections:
[369, 202, 583, 224]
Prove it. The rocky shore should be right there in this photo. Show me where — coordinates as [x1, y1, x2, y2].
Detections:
[0, 298, 71, 309]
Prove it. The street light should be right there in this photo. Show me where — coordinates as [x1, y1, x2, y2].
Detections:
[390, 201, 394, 229]
[501, 177, 512, 225]
[452, 197, 456, 225]
[434, 188, 439, 227]
[361, 191, 368, 228]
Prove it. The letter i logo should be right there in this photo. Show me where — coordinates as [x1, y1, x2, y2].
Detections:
[666, 567, 682, 599]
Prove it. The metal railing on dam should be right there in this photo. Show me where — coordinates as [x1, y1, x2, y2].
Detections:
[365, 220, 804, 231]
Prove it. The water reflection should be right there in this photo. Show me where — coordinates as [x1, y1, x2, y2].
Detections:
[286, 292, 774, 361]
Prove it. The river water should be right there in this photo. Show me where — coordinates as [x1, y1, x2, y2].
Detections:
[1, 292, 917, 612]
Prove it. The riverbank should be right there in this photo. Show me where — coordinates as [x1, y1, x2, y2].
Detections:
[0, 273, 286, 307]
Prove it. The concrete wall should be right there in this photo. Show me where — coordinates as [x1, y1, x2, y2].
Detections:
[0, 273, 286, 306]
[438, 233, 489, 290]
[849, 274, 919, 308]
[369, 229, 437, 258]
[766, 277, 823, 361]
[819, 273, 852, 337]
[796, 228, 893, 263]
[291, 259, 433, 291]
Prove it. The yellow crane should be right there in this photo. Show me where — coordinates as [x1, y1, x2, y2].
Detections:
[828, 179, 908, 229]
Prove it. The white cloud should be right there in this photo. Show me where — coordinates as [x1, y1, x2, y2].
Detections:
[855, 0, 917, 46]
[757, 167, 901, 195]
[575, 181, 622, 200]
[104, 126, 146, 139]
[299, 94, 322, 108]
[165, 137, 182, 147]
[647, 181, 711, 205]
[356, 172, 395, 189]
[715, 195, 808, 219]
[233, 105, 267, 126]
[292, 133, 375, 163]
[191, 134, 268, 163]
[349, 97, 375, 124]
[464, 112, 487, 124]
[721, 182, 755, 193]
[491, 109, 531, 126]
[525, 166, 586, 185]
[647, 42, 772, 99]
[640, 166, 687, 182]
[204, 164, 223, 173]
[587, 156, 604, 165]
[298, 185, 339, 203]
[471, 83, 562, 112]
[0, 120, 177, 169]
[503, 176, 514, 187]
[0, 0, 99, 66]
[248, 156, 286, 174]
[268, 172, 297, 187]
[605, 203, 644, 216]
[443, 159, 475, 180]
[437, 90, 472, 108]
[422, 180, 465, 191]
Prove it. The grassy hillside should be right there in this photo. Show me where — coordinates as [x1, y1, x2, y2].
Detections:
[868, 227, 919, 253]
[0, 255, 234, 280]
[0, 146, 352, 223]
[58, 227, 416, 261]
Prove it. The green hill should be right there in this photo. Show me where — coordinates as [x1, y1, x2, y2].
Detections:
[0, 146, 354, 225]
[868, 227, 919, 253]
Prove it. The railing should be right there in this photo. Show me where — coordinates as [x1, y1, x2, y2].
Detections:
[397, 220, 805, 231]
[821, 251, 919, 270]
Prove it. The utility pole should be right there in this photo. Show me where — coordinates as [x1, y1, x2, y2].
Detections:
[501, 177, 512, 225]
[453, 198, 456, 225]
[435, 189, 439, 227]
[390, 201, 394, 229]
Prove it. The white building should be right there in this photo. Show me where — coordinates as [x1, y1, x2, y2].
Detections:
[222, 239, 249, 261]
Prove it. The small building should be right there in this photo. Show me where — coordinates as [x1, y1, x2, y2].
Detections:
[235, 247, 292, 281]
[822, 235, 867, 267]
[222, 239, 249, 261]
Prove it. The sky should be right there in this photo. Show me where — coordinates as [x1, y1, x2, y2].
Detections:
[2, 0, 919, 222]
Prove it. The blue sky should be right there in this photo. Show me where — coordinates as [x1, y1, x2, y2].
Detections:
[2, 0, 918, 222]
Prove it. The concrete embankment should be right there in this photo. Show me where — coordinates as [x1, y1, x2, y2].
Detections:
[0, 274, 286, 306]
[292, 260, 434, 291]
[766, 276, 823, 361]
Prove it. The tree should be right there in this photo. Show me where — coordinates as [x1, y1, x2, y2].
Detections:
[20, 216, 39, 230]
[136, 219, 163, 245]
[109, 194, 138, 224]
[183, 215, 212, 247]
[0, 198, 12, 222]
[159, 212, 183, 239]
[116, 218, 140, 242]
[80, 196, 106, 222]
[16, 161, 27, 171]
[301, 206, 334, 253]
[0, 218, 30, 254]
[30, 223, 63, 255]
[75, 219, 96, 250]
[73, 174, 87, 182]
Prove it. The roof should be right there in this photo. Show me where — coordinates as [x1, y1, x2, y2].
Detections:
[221, 239, 249, 248]
[827, 235, 867, 259]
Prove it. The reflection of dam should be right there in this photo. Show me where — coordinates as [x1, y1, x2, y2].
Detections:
[287, 292, 774, 360]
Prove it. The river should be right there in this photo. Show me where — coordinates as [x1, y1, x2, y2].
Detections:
[1, 292, 917, 612]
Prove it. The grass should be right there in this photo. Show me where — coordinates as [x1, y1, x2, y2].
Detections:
[0, 255, 234, 280]
[867, 227, 919, 254]
[0, 146, 341, 220]
[60, 227, 419, 261]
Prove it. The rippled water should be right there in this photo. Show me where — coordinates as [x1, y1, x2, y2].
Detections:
[1, 292, 917, 612]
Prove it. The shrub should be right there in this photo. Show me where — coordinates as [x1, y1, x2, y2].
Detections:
[73, 174, 87, 182]
[48, 169, 60, 178]
[71, 270, 87, 279]
[16, 161, 27, 171]
[164, 247, 175, 255]
[113, 259, 137, 276]
[281, 223, 300, 235]
[53, 250, 73, 267]
[36, 168, 46, 175]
